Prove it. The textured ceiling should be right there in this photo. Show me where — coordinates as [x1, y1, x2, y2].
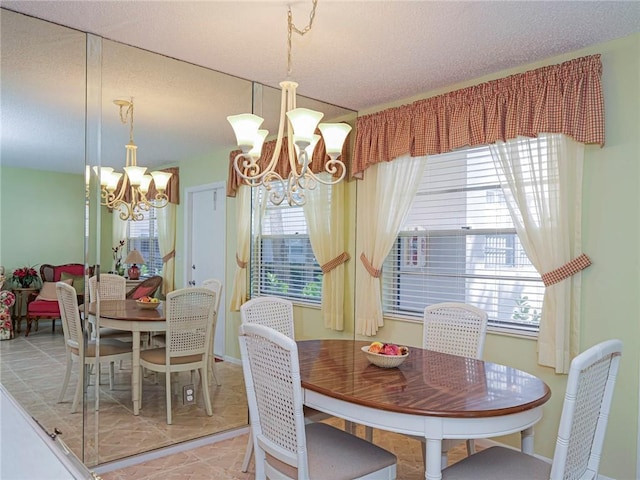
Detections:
[1, 1, 639, 173]
[3, 1, 639, 110]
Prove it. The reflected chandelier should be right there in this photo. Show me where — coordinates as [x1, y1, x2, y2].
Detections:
[97, 98, 172, 221]
[228, 0, 351, 206]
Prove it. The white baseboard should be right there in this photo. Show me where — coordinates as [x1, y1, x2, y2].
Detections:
[474, 439, 615, 480]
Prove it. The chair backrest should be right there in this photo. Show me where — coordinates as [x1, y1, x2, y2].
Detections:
[201, 278, 223, 316]
[239, 323, 308, 477]
[126, 275, 163, 299]
[423, 302, 489, 359]
[240, 296, 294, 339]
[41, 263, 84, 282]
[88, 274, 126, 302]
[56, 281, 83, 354]
[165, 287, 217, 360]
[550, 339, 622, 480]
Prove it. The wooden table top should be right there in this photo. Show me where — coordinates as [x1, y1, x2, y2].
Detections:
[85, 299, 165, 321]
[297, 339, 551, 418]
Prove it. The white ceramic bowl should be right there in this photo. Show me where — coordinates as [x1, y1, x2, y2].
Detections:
[136, 299, 160, 310]
[361, 345, 409, 368]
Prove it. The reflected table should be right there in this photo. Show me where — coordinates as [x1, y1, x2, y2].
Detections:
[85, 299, 165, 415]
[297, 339, 551, 480]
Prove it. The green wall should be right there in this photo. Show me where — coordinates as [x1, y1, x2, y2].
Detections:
[0, 166, 85, 276]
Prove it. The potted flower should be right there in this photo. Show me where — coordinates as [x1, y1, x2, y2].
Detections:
[11, 266, 39, 289]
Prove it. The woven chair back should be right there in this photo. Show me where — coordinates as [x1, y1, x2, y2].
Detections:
[423, 302, 489, 359]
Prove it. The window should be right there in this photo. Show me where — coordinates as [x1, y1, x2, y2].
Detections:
[382, 146, 544, 331]
[126, 209, 163, 277]
[250, 189, 322, 304]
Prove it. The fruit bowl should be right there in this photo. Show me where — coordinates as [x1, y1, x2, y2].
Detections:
[361, 345, 409, 368]
[136, 299, 160, 310]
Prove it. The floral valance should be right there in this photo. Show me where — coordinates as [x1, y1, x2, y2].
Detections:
[227, 132, 351, 198]
[353, 54, 604, 177]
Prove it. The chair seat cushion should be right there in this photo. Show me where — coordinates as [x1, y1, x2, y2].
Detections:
[71, 339, 132, 357]
[140, 347, 203, 365]
[442, 446, 551, 480]
[266, 422, 396, 480]
[28, 299, 60, 316]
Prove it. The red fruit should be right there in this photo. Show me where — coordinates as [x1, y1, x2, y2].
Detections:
[382, 344, 400, 356]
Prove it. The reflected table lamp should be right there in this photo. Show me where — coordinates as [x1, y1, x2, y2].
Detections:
[125, 250, 145, 280]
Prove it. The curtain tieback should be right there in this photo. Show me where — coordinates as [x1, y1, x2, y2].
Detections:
[236, 253, 248, 269]
[360, 252, 382, 278]
[321, 252, 350, 274]
[162, 250, 176, 264]
[541, 253, 592, 287]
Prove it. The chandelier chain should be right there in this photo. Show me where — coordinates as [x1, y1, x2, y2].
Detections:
[287, 0, 318, 76]
[117, 97, 135, 144]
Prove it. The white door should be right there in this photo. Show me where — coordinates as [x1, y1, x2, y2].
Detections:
[184, 182, 225, 360]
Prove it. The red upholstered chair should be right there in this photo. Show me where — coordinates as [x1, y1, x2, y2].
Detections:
[26, 263, 84, 336]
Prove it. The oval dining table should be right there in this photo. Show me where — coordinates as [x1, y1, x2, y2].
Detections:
[85, 299, 165, 415]
[296, 339, 551, 480]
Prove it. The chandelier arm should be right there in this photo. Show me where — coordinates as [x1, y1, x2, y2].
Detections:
[234, 152, 267, 185]
[262, 171, 287, 206]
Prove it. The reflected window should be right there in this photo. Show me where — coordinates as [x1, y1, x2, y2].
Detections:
[126, 209, 162, 277]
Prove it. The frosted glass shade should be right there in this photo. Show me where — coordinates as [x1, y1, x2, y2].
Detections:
[106, 172, 122, 192]
[295, 134, 320, 162]
[124, 166, 147, 186]
[287, 108, 323, 145]
[139, 175, 153, 194]
[228, 113, 264, 149]
[318, 123, 352, 155]
[151, 171, 172, 191]
[97, 167, 114, 186]
[248, 129, 269, 159]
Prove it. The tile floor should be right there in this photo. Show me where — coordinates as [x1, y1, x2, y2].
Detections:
[0, 321, 248, 466]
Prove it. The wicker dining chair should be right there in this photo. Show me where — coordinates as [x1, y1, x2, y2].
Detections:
[239, 323, 397, 480]
[139, 287, 217, 424]
[87, 274, 131, 342]
[56, 282, 132, 413]
[202, 278, 223, 387]
[442, 339, 623, 480]
[239, 296, 332, 473]
[401, 302, 488, 470]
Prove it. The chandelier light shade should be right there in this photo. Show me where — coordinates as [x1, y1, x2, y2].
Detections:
[98, 98, 172, 221]
[227, 0, 352, 206]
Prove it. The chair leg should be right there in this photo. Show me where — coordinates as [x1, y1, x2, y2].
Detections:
[241, 427, 253, 472]
[200, 367, 213, 417]
[364, 426, 374, 442]
[466, 439, 475, 455]
[72, 362, 84, 413]
[209, 356, 222, 386]
[109, 361, 115, 390]
[58, 354, 72, 403]
[165, 370, 172, 425]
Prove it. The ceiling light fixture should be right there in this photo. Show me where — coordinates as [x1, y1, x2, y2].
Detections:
[227, 0, 351, 206]
[97, 98, 172, 221]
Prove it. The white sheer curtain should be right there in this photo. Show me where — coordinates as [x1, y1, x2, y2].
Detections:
[490, 133, 586, 373]
[303, 174, 348, 330]
[157, 203, 177, 296]
[355, 154, 427, 336]
[230, 185, 251, 311]
[112, 213, 127, 272]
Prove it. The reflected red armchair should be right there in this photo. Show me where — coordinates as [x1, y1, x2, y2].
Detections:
[26, 263, 84, 336]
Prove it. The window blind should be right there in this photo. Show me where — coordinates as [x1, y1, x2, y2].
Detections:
[127, 209, 163, 277]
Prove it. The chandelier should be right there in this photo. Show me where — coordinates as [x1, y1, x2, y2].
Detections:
[227, 0, 351, 206]
[97, 98, 172, 221]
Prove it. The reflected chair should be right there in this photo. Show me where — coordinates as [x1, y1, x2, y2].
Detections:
[239, 323, 397, 480]
[442, 339, 623, 480]
[405, 302, 488, 469]
[26, 263, 84, 336]
[56, 282, 132, 413]
[139, 287, 217, 424]
[202, 278, 223, 386]
[239, 296, 332, 472]
[125, 275, 163, 300]
[87, 274, 130, 341]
